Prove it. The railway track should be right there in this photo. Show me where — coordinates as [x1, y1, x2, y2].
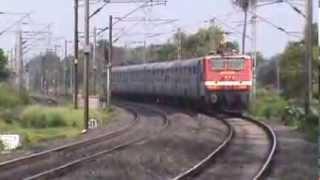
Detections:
[0, 105, 135, 180]
[172, 112, 277, 180]
[0, 102, 170, 180]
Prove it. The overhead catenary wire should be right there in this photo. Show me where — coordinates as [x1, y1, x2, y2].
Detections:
[97, 2, 149, 35]
[0, 13, 32, 36]
[89, 0, 162, 18]
[97, 1, 166, 36]
[210, 16, 252, 40]
[248, 11, 301, 38]
[285, 0, 306, 18]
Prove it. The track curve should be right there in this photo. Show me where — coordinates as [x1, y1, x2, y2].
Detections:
[0, 106, 139, 180]
[171, 113, 277, 180]
[22, 102, 169, 180]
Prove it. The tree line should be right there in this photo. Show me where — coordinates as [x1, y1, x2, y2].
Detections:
[257, 24, 319, 99]
[23, 23, 319, 100]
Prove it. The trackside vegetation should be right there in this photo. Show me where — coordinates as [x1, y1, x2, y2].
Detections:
[249, 88, 319, 141]
[0, 83, 30, 108]
[0, 83, 113, 147]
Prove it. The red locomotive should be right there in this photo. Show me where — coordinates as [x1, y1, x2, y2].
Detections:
[112, 53, 253, 110]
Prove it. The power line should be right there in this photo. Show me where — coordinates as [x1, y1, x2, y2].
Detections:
[97, 2, 148, 35]
[285, 0, 306, 18]
[210, 16, 252, 40]
[90, 0, 166, 18]
[0, 13, 31, 36]
[248, 11, 301, 37]
[89, 2, 108, 18]
[97, 1, 166, 36]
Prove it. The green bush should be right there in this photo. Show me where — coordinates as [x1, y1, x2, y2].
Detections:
[282, 105, 304, 126]
[20, 106, 70, 129]
[0, 109, 19, 124]
[0, 83, 30, 108]
[1, 105, 111, 145]
[0, 84, 22, 108]
[250, 89, 288, 118]
[19, 89, 31, 105]
[281, 104, 318, 141]
[299, 112, 318, 141]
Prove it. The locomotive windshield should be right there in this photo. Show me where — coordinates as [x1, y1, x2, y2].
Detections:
[211, 60, 224, 70]
[211, 58, 244, 70]
[228, 59, 244, 70]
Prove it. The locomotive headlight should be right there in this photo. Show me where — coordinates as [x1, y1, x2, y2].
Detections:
[210, 94, 218, 104]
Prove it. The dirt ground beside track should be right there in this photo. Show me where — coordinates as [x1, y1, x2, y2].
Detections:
[265, 120, 317, 180]
[58, 104, 229, 180]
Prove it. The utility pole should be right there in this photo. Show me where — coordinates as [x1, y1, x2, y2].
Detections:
[93, 26, 97, 95]
[10, 49, 14, 72]
[304, 0, 313, 115]
[12, 47, 17, 75]
[41, 53, 46, 94]
[6, 50, 10, 69]
[241, 1, 249, 54]
[107, 15, 113, 107]
[177, 27, 182, 60]
[74, 0, 79, 109]
[242, 10, 248, 54]
[250, 0, 257, 98]
[143, 40, 146, 63]
[64, 40, 68, 95]
[83, 0, 90, 132]
[103, 40, 108, 104]
[17, 30, 24, 94]
[276, 59, 281, 92]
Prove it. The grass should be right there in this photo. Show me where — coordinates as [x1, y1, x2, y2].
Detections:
[0, 83, 30, 109]
[0, 84, 113, 148]
[0, 104, 113, 146]
[249, 88, 319, 142]
[249, 88, 288, 119]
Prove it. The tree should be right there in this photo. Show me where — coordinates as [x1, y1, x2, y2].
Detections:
[257, 54, 280, 88]
[27, 52, 62, 94]
[256, 23, 319, 98]
[181, 25, 225, 58]
[124, 25, 226, 62]
[0, 48, 9, 81]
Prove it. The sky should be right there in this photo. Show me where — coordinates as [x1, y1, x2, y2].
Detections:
[0, 0, 318, 61]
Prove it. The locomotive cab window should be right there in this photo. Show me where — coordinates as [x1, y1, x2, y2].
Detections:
[227, 59, 244, 70]
[211, 58, 245, 70]
[211, 59, 224, 70]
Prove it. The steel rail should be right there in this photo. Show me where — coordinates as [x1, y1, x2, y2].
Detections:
[241, 114, 277, 180]
[172, 114, 234, 180]
[171, 112, 277, 180]
[23, 102, 170, 180]
[0, 106, 138, 173]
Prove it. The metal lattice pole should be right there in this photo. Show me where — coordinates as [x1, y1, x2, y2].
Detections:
[73, 0, 79, 109]
[83, 0, 90, 131]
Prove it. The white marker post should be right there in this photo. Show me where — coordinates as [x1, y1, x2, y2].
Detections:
[0, 134, 21, 153]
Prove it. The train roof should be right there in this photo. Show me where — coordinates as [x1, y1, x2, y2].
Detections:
[113, 57, 202, 72]
[112, 54, 252, 72]
[205, 54, 252, 59]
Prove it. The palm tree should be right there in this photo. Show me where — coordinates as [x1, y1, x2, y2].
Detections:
[232, 0, 255, 54]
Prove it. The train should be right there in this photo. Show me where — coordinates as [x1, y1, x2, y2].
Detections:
[111, 53, 253, 110]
